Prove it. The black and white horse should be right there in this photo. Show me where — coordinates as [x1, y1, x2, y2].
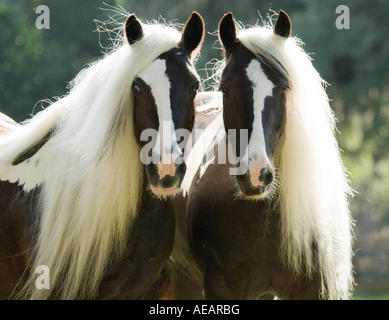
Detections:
[0, 12, 204, 299]
[170, 11, 354, 300]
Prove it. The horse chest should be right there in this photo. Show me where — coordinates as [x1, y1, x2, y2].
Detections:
[187, 163, 281, 266]
[0, 181, 40, 298]
[97, 189, 175, 299]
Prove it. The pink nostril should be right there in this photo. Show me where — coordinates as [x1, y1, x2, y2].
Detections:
[259, 167, 273, 186]
[157, 162, 176, 179]
[248, 160, 273, 188]
[157, 153, 178, 179]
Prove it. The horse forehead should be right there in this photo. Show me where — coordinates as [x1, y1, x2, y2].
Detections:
[137, 58, 169, 86]
[246, 59, 274, 153]
[163, 49, 199, 82]
[137, 51, 197, 88]
[222, 43, 255, 78]
[246, 59, 274, 94]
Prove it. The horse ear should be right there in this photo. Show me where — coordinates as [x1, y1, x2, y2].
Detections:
[125, 14, 144, 45]
[180, 12, 205, 59]
[219, 12, 237, 53]
[273, 10, 291, 38]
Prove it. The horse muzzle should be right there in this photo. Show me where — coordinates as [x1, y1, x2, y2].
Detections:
[235, 158, 274, 199]
[146, 152, 186, 196]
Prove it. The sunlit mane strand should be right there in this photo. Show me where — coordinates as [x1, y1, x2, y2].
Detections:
[5, 20, 183, 300]
[237, 25, 354, 299]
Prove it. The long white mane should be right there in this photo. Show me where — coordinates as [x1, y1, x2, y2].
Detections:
[183, 22, 354, 299]
[238, 25, 354, 299]
[0, 22, 182, 299]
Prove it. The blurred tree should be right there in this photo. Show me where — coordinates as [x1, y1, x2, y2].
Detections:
[301, 0, 389, 222]
[0, 0, 116, 121]
[0, 2, 43, 121]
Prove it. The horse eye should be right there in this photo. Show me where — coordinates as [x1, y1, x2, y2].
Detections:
[132, 82, 141, 94]
[280, 86, 290, 97]
[190, 84, 200, 94]
[220, 87, 228, 95]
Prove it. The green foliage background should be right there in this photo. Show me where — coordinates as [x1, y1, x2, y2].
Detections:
[0, 0, 388, 297]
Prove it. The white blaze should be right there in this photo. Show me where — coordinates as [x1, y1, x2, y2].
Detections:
[244, 59, 275, 186]
[137, 58, 177, 164]
[246, 59, 274, 165]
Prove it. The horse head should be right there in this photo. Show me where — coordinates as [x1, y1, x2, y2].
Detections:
[127, 12, 205, 196]
[218, 11, 291, 199]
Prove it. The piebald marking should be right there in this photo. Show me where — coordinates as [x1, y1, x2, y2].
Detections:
[246, 59, 274, 186]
